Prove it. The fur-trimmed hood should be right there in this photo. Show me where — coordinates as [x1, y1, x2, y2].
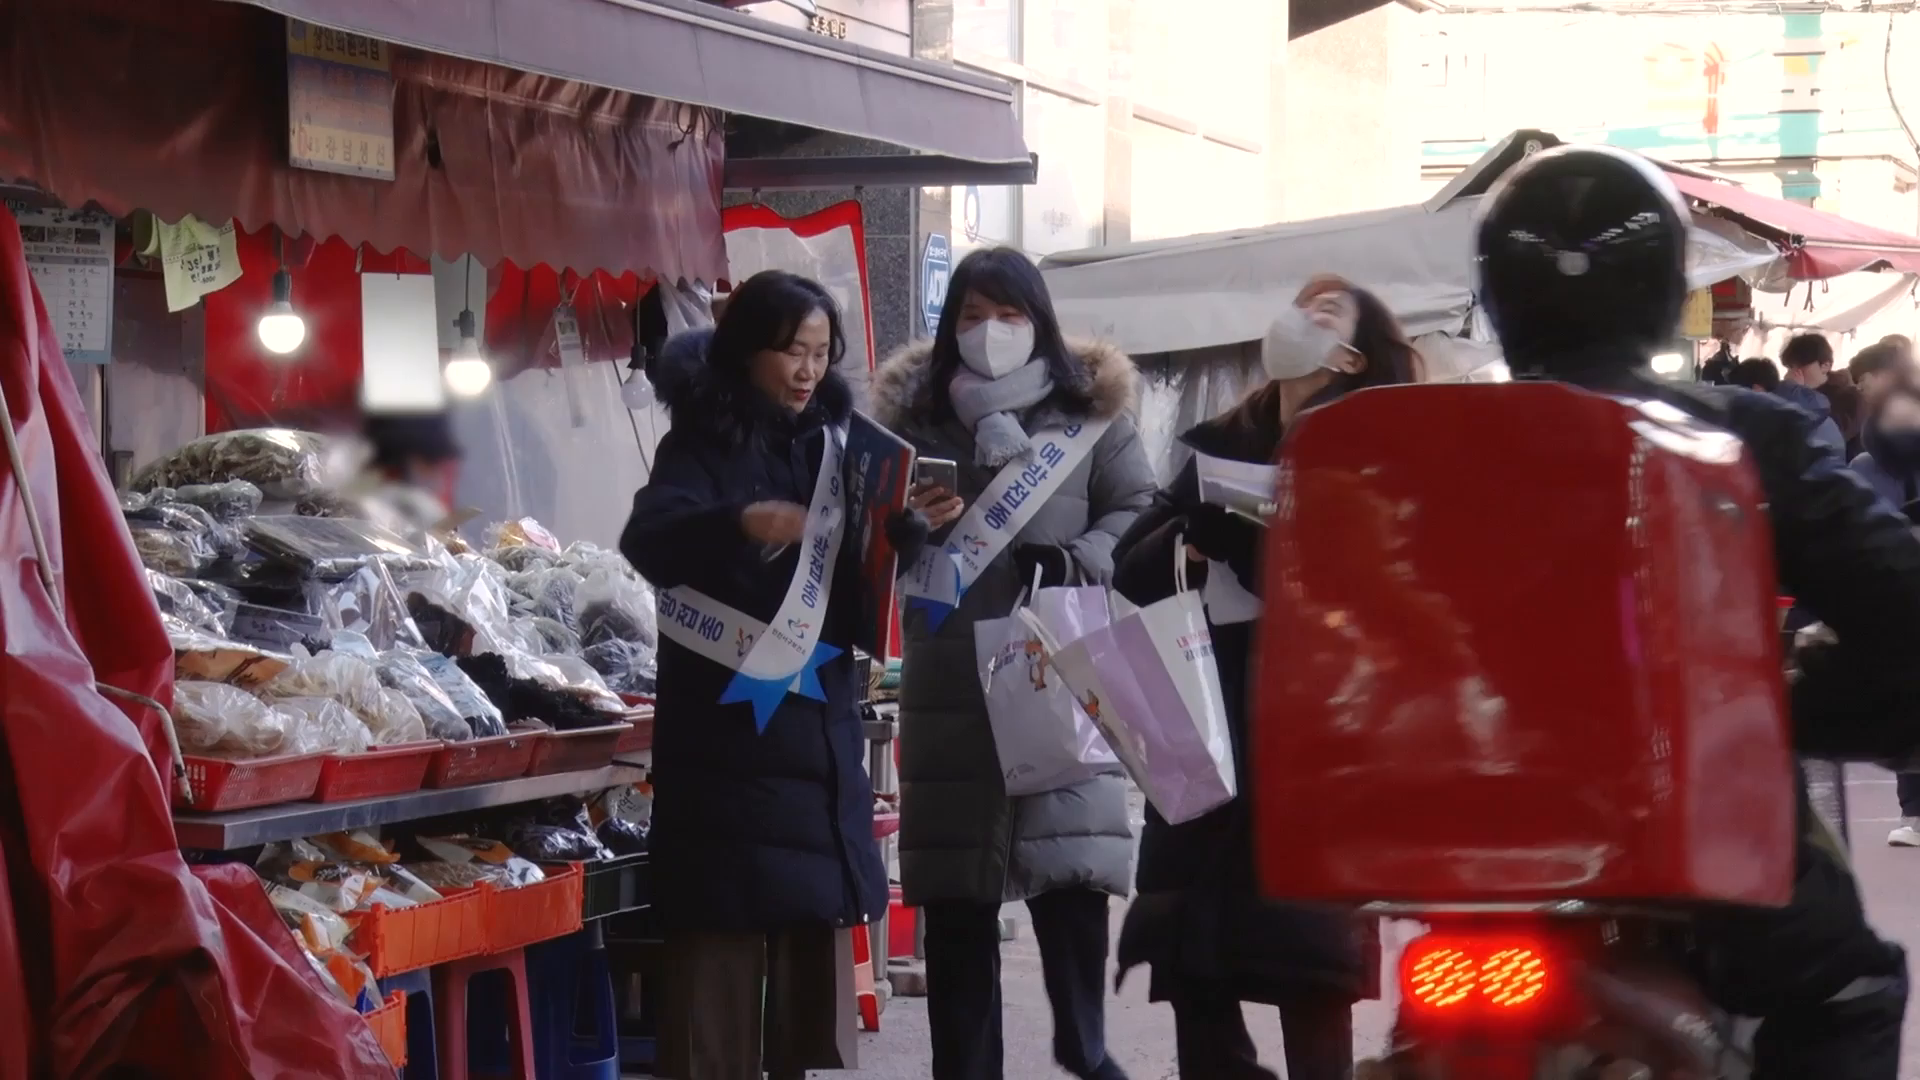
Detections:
[868, 337, 1139, 432]
[651, 326, 853, 443]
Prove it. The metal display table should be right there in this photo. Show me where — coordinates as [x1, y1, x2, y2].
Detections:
[173, 764, 648, 850]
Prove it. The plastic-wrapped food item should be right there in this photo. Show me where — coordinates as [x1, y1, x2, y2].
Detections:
[589, 785, 652, 856]
[263, 650, 384, 718]
[258, 840, 381, 912]
[171, 680, 293, 757]
[417, 651, 508, 738]
[507, 821, 611, 863]
[409, 553, 525, 652]
[507, 567, 584, 633]
[173, 479, 265, 522]
[128, 497, 247, 561]
[312, 562, 424, 651]
[246, 515, 424, 581]
[276, 696, 373, 754]
[170, 626, 291, 689]
[576, 567, 658, 650]
[414, 835, 545, 887]
[489, 544, 556, 573]
[371, 688, 429, 745]
[130, 526, 214, 576]
[148, 569, 228, 635]
[527, 617, 580, 656]
[456, 653, 621, 731]
[130, 428, 332, 501]
[374, 649, 474, 742]
[487, 517, 562, 554]
[268, 883, 354, 953]
[310, 831, 445, 904]
[581, 638, 656, 696]
[540, 654, 621, 708]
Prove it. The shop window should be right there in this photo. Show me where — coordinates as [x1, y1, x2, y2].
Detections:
[1021, 87, 1105, 256]
[955, 0, 1020, 63]
[1023, 0, 1106, 91]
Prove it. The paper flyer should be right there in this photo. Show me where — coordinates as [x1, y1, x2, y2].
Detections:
[845, 410, 915, 654]
[1193, 452, 1277, 523]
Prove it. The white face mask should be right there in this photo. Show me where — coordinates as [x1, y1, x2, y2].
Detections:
[1262, 305, 1345, 381]
[957, 318, 1036, 379]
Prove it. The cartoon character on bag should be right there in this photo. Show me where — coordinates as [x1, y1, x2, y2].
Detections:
[1024, 639, 1053, 691]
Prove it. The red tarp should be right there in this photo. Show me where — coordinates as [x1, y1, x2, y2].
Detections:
[0, 0, 727, 282]
[0, 204, 390, 1077]
[1664, 170, 1920, 280]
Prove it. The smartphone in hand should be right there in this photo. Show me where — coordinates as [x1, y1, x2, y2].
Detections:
[915, 456, 959, 494]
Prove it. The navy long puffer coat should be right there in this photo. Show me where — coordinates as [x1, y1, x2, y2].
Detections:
[620, 330, 889, 933]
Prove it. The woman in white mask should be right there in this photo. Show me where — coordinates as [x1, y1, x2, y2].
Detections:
[1110, 275, 1420, 1080]
[871, 247, 1157, 1080]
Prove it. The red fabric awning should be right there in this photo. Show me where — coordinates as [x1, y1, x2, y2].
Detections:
[0, 0, 726, 281]
[1663, 170, 1920, 280]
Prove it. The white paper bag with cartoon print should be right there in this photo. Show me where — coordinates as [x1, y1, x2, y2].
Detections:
[974, 569, 1117, 796]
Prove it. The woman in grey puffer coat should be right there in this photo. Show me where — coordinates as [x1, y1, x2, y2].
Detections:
[871, 247, 1156, 1080]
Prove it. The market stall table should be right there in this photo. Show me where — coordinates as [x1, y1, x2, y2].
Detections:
[173, 763, 647, 849]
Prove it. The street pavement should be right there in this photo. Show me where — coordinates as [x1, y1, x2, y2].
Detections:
[847, 769, 1920, 1079]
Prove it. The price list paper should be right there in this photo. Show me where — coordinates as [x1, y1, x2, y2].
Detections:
[8, 204, 115, 364]
[286, 18, 396, 181]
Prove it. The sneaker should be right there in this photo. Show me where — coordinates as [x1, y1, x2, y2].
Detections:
[1889, 819, 1920, 847]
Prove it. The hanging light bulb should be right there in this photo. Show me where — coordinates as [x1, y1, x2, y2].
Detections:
[1649, 352, 1686, 376]
[256, 267, 307, 355]
[444, 306, 492, 397]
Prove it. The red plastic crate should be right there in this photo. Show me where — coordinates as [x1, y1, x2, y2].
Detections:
[613, 712, 654, 755]
[483, 863, 584, 951]
[887, 885, 917, 959]
[526, 725, 626, 777]
[353, 887, 488, 976]
[314, 741, 440, 803]
[424, 732, 537, 788]
[177, 752, 326, 812]
[364, 990, 407, 1067]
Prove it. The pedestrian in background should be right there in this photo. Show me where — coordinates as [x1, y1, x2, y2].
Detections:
[620, 270, 916, 1080]
[1109, 274, 1409, 1080]
[1729, 357, 1781, 393]
[873, 246, 1156, 1080]
[1848, 379, 1920, 846]
[1849, 340, 1915, 418]
[1775, 333, 1847, 459]
[1821, 368, 1864, 462]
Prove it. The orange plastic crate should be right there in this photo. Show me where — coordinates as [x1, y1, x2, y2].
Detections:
[483, 863, 584, 952]
[364, 991, 407, 1067]
[354, 887, 488, 977]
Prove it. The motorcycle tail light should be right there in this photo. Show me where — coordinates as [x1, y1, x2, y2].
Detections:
[1402, 934, 1553, 1016]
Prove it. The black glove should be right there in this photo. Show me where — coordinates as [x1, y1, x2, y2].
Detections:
[1012, 543, 1075, 590]
[1184, 503, 1262, 586]
[884, 508, 931, 575]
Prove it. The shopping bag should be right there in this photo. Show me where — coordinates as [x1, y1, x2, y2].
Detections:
[976, 568, 1118, 796]
[1025, 541, 1236, 824]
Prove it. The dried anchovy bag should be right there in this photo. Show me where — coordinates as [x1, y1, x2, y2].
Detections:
[171, 680, 294, 757]
[131, 428, 332, 501]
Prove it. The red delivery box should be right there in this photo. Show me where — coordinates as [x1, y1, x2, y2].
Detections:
[1253, 382, 1794, 908]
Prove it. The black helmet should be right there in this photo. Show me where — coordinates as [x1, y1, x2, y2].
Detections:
[1474, 144, 1690, 374]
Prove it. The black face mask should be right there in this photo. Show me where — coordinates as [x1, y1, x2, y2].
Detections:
[1864, 421, 1920, 474]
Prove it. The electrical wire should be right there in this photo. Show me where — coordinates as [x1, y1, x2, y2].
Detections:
[1886, 14, 1920, 167]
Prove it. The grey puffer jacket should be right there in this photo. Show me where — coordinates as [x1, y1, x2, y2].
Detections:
[872, 338, 1157, 906]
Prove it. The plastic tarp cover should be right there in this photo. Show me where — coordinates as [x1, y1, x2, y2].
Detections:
[0, 204, 389, 1077]
[1040, 197, 1784, 358]
[452, 356, 658, 550]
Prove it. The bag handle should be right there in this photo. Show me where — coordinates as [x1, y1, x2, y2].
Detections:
[1173, 533, 1190, 594]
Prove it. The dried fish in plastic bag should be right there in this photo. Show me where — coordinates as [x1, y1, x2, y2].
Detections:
[173, 479, 265, 522]
[246, 515, 424, 581]
[148, 570, 230, 635]
[576, 567, 658, 650]
[130, 526, 215, 577]
[131, 428, 333, 501]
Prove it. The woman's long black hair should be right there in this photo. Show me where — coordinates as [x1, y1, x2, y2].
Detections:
[927, 247, 1092, 420]
[692, 269, 849, 442]
[1295, 274, 1420, 400]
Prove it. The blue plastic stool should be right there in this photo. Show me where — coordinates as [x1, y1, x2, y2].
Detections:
[378, 969, 439, 1080]
[526, 925, 620, 1080]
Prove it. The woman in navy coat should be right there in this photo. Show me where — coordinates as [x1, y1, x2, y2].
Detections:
[620, 270, 936, 1080]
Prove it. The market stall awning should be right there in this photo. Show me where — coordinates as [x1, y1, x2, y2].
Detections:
[1661, 171, 1920, 280]
[217, 0, 1030, 166]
